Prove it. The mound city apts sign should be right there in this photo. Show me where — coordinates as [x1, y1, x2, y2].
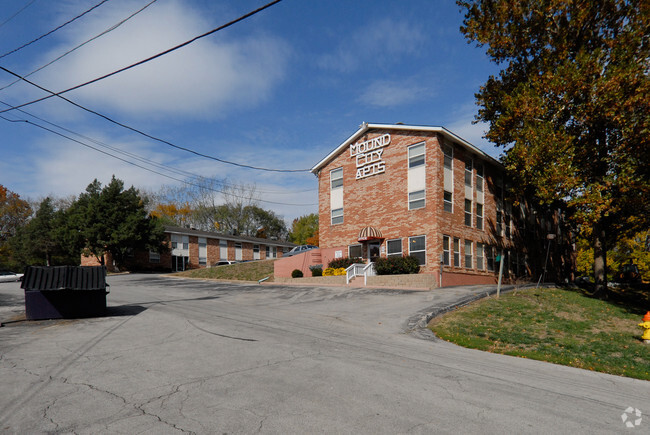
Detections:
[350, 134, 390, 180]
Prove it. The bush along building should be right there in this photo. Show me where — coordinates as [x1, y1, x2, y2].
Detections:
[290, 122, 544, 286]
[82, 225, 296, 272]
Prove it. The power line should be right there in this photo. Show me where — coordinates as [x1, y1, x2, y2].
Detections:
[0, 0, 283, 114]
[0, 65, 311, 173]
[0, 0, 37, 30]
[0, 0, 158, 92]
[0, 114, 317, 207]
[0, 0, 111, 60]
[0, 99, 316, 195]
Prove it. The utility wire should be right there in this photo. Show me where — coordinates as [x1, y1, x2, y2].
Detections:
[0, 0, 158, 92]
[0, 66, 310, 172]
[0, 0, 283, 113]
[0, 0, 37, 30]
[0, 99, 316, 195]
[0, 0, 111, 60]
[0, 114, 317, 207]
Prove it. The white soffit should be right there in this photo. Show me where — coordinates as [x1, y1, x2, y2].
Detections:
[310, 123, 502, 174]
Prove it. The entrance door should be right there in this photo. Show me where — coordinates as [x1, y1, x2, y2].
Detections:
[367, 242, 380, 262]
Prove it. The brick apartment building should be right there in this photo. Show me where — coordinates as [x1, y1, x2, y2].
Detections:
[308, 122, 525, 286]
[82, 225, 296, 272]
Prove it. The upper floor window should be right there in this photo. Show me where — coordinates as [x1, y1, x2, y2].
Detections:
[476, 163, 484, 193]
[330, 167, 343, 190]
[476, 203, 484, 230]
[443, 190, 453, 213]
[464, 199, 472, 227]
[465, 158, 473, 187]
[408, 143, 425, 168]
[409, 190, 425, 210]
[443, 145, 453, 169]
[331, 207, 343, 225]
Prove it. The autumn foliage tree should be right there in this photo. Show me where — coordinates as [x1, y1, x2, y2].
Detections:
[0, 185, 31, 268]
[458, 0, 650, 295]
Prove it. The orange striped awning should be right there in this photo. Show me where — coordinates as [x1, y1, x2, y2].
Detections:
[358, 226, 383, 242]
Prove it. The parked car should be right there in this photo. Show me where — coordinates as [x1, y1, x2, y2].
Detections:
[283, 245, 318, 257]
[0, 270, 24, 283]
[214, 260, 238, 266]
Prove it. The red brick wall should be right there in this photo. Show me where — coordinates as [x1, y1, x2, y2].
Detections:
[317, 128, 512, 280]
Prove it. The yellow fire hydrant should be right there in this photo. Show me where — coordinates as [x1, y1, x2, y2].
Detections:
[640, 311, 650, 344]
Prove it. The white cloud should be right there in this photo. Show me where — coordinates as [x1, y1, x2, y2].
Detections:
[358, 79, 432, 107]
[317, 17, 426, 73]
[30, 0, 290, 118]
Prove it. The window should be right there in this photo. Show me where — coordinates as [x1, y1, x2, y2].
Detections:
[505, 214, 511, 239]
[182, 236, 189, 250]
[486, 246, 495, 272]
[453, 238, 460, 267]
[476, 164, 484, 193]
[253, 245, 260, 253]
[464, 240, 473, 268]
[496, 209, 503, 236]
[408, 143, 425, 168]
[387, 239, 402, 257]
[465, 158, 473, 187]
[464, 199, 472, 226]
[476, 243, 485, 270]
[443, 190, 453, 212]
[409, 190, 425, 210]
[330, 167, 343, 189]
[349, 244, 362, 259]
[220, 239, 228, 259]
[442, 235, 450, 266]
[443, 145, 453, 169]
[409, 236, 426, 265]
[476, 203, 484, 230]
[331, 207, 343, 225]
[149, 250, 160, 263]
[198, 237, 207, 266]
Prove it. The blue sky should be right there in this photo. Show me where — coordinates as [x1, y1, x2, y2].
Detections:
[0, 0, 501, 221]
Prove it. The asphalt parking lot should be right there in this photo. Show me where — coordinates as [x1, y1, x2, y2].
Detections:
[1, 274, 648, 434]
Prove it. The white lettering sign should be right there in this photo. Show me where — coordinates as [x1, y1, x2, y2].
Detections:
[350, 134, 390, 180]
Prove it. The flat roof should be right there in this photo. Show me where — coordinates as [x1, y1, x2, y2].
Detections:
[311, 122, 502, 174]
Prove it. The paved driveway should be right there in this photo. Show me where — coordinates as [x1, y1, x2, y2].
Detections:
[0, 275, 648, 434]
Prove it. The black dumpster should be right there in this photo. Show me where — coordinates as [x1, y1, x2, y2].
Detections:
[21, 266, 109, 320]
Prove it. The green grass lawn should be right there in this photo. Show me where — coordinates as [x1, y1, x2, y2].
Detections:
[429, 287, 650, 380]
[171, 260, 275, 282]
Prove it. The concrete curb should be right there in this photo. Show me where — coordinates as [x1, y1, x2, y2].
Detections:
[405, 283, 543, 338]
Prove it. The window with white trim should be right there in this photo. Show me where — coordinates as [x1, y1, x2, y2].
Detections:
[464, 199, 472, 227]
[149, 250, 160, 263]
[464, 240, 473, 268]
[486, 246, 495, 272]
[198, 237, 207, 266]
[476, 242, 485, 270]
[349, 244, 362, 259]
[330, 167, 343, 189]
[442, 235, 450, 266]
[453, 237, 460, 267]
[465, 158, 473, 187]
[387, 239, 402, 257]
[409, 190, 425, 210]
[331, 208, 343, 225]
[476, 203, 484, 230]
[476, 163, 484, 193]
[443, 145, 453, 169]
[408, 143, 425, 168]
[443, 190, 453, 212]
[409, 235, 426, 265]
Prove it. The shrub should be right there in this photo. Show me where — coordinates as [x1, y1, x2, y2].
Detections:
[374, 256, 420, 275]
[311, 267, 323, 277]
[327, 257, 362, 269]
[323, 267, 346, 276]
[291, 269, 304, 278]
